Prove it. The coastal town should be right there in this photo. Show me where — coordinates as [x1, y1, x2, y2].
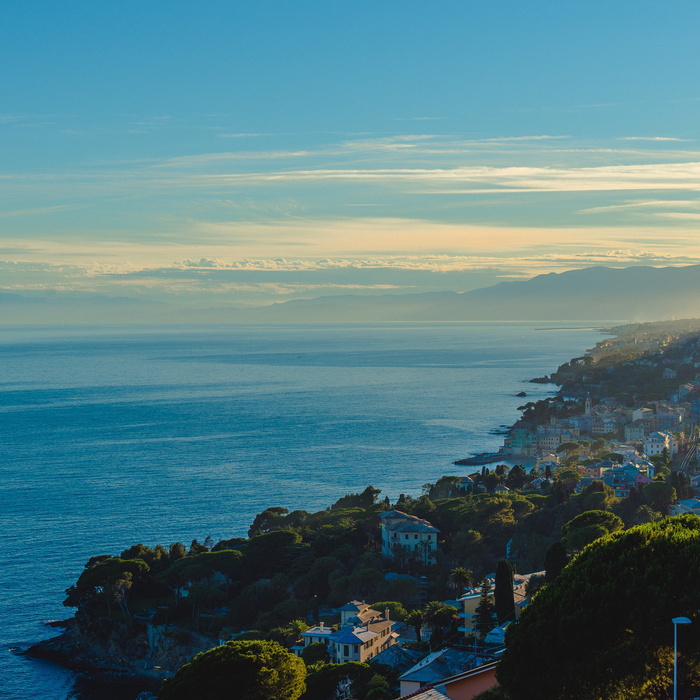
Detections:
[32, 318, 700, 700]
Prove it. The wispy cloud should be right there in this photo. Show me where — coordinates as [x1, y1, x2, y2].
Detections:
[620, 136, 693, 142]
[579, 199, 700, 214]
[173, 161, 700, 194]
[655, 212, 700, 220]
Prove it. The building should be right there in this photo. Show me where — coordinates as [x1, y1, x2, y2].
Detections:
[296, 601, 398, 663]
[398, 660, 499, 700]
[398, 649, 482, 698]
[644, 431, 678, 457]
[670, 498, 700, 516]
[624, 420, 649, 442]
[457, 572, 542, 638]
[599, 463, 652, 498]
[380, 510, 440, 566]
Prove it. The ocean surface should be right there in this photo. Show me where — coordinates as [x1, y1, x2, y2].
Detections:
[0, 322, 606, 699]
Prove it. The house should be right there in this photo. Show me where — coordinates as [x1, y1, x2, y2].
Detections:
[580, 458, 617, 479]
[599, 463, 652, 498]
[624, 420, 649, 442]
[380, 510, 440, 566]
[398, 660, 499, 700]
[398, 648, 481, 698]
[644, 431, 678, 457]
[296, 601, 398, 663]
[456, 585, 487, 637]
[503, 428, 537, 456]
[484, 623, 510, 645]
[670, 498, 700, 516]
[651, 412, 683, 432]
[457, 572, 541, 638]
[370, 644, 423, 674]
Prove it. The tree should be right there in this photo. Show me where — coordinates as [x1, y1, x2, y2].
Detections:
[186, 583, 226, 629]
[473, 580, 496, 640]
[248, 507, 290, 538]
[300, 642, 330, 665]
[483, 472, 501, 493]
[505, 464, 527, 490]
[543, 541, 568, 583]
[447, 567, 475, 594]
[370, 600, 407, 621]
[157, 640, 306, 700]
[494, 559, 515, 625]
[422, 601, 458, 648]
[560, 510, 624, 553]
[643, 481, 676, 514]
[404, 609, 424, 643]
[497, 515, 700, 700]
[668, 471, 693, 500]
[301, 661, 373, 700]
[64, 557, 149, 619]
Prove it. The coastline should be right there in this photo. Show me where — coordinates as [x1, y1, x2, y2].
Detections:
[16, 321, 628, 694]
[24, 342, 574, 686]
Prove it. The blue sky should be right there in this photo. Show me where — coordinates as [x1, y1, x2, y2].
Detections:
[2, 1, 700, 307]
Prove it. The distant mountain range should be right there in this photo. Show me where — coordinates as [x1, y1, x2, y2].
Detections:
[3, 264, 700, 324]
[190, 264, 700, 324]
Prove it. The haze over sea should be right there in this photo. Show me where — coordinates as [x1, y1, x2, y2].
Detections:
[1, 322, 605, 699]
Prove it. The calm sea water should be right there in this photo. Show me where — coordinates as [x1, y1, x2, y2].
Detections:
[0, 322, 605, 699]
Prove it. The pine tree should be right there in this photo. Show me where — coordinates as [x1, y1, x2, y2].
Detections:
[494, 559, 515, 625]
[473, 580, 496, 640]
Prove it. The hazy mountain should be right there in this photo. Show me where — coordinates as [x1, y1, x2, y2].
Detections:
[2, 264, 700, 324]
[189, 264, 700, 324]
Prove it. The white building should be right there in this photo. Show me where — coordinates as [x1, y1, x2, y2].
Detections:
[380, 509, 439, 565]
[296, 601, 397, 663]
[644, 431, 678, 457]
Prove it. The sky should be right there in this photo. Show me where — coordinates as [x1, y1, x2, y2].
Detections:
[2, 1, 700, 309]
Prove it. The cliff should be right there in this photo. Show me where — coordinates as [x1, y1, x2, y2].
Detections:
[28, 618, 214, 691]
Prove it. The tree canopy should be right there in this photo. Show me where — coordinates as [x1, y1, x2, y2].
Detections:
[497, 515, 700, 700]
[157, 640, 306, 700]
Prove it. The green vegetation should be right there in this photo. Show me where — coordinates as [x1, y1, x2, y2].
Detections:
[157, 640, 306, 700]
[56, 318, 700, 697]
[498, 515, 700, 700]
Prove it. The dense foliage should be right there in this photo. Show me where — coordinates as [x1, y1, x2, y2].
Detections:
[157, 640, 306, 700]
[498, 515, 700, 700]
[58, 318, 700, 698]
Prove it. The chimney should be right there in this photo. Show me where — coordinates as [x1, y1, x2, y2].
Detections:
[320, 621, 324, 631]
[385, 607, 390, 622]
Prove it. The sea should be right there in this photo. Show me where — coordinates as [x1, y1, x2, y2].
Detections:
[0, 321, 606, 699]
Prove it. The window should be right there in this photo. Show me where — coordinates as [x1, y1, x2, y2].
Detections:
[344, 645, 350, 657]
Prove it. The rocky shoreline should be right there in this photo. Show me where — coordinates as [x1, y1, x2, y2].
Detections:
[26, 618, 214, 694]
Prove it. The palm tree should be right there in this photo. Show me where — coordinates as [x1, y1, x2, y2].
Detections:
[447, 566, 475, 594]
[422, 601, 458, 648]
[404, 609, 424, 643]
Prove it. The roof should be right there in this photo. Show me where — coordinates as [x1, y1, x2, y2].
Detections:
[398, 687, 450, 700]
[371, 644, 422, 671]
[301, 625, 335, 639]
[399, 648, 475, 685]
[381, 510, 440, 533]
